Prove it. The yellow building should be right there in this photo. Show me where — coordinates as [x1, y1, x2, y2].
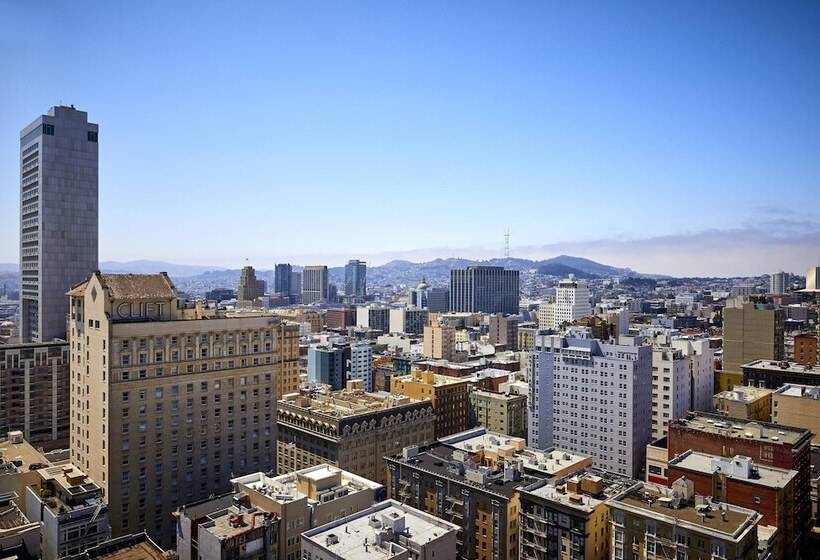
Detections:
[422, 324, 455, 361]
[68, 272, 300, 547]
[772, 384, 820, 444]
[390, 370, 470, 438]
[713, 385, 773, 421]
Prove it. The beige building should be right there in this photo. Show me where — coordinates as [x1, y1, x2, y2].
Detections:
[277, 384, 435, 485]
[773, 384, 820, 444]
[390, 370, 470, 438]
[714, 385, 773, 421]
[0, 431, 52, 516]
[67, 272, 300, 547]
[721, 299, 784, 390]
[423, 324, 455, 361]
[469, 389, 527, 438]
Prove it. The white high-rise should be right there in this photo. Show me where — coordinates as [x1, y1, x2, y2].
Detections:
[552, 275, 592, 330]
[531, 328, 652, 477]
[651, 347, 691, 439]
[671, 336, 715, 413]
[770, 271, 790, 294]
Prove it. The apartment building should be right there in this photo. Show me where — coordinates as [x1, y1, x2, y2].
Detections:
[488, 314, 519, 350]
[25, 464, 111, 559]
[276, 384, 435, 485]
[713, 386, 773, 421]
[422, 324, 455, 361]
[390, 370, 470, 438]
[68, 272, 300, 547]
[302, 266, 329, 305]
[651, 346, 691, 439]
[721, 299, 784, 390]
[772, 384, 820, 444]
[529, 331, 652, 477]
[300, 499, 459, 560]
[608, 479, 761, 560]
[519, 469, 638, 560]
[0, 341, 70, 449]
[469, 389, 527, 438]
[552, 275, 592, 330]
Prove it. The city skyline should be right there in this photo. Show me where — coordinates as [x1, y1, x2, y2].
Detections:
[2, 3, 819, 276]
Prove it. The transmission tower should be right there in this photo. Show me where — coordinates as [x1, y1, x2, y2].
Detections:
[504, 228, 510, 258]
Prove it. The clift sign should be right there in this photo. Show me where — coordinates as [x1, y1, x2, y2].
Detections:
[115, 301, 166, 321]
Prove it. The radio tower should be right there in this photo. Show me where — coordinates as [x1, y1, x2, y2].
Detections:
[504, 228, 510, 259]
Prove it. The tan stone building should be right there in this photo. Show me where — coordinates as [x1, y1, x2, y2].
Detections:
[276, 384, 435, 485]
[390, 370, 470, 438]
[713, 385, 773, 421]
[423, 324, 455, 361]
[469, 389, 527, 438]
[67, 272, 300, 547]
[773, 384, 820, 444]
[721, 299, 784, 390]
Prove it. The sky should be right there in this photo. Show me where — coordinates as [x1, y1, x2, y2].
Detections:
[1, 1, 819, 276]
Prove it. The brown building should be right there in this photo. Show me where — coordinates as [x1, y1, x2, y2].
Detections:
[772, 384, 820, 445]
[423, 324, 455, 361]
[713, 385, 773, 421]
[324, 308, 355, 331]
[390, 370, 470, 438]
[721, 299, 784, 391]
[0, 341, 69, 449]
[608, 478, 761, 560]
[276, 383, 435, 485]
[667, 412, 812, 555]
[68, 272, 300, 548]
[794, 333, 818, 367]
[488, 314, 518, 350]
[667, 450, 797, 560]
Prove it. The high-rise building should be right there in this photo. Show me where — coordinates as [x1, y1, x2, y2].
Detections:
[531, 330, 653, 477]
[805, 266, 820, 292]
[422, 324, 455, 361]
[388, 307, 429, 334]
[770, 271, 790, 294]
[355, 305, 390, 333]
[277, 385, 435, 485]
[348, 343, 373, 392]
[526, 341, 554, 450]
[670, 336, 715, 413]
[488, 313, 518, 349]
[274, 263, 292, 295]
[307, 344, 346, 390]
[721, 298, 784, 390]
[19, 106, 99, 343]
[255, 279, 267, 296]
[67, 272, 300, 547]
[289, 270, 301, 302]
[236, 265, 258, 304]
[426, 287, 450, 312]
[302, 266, 328, 304]
[552, 274, 592, 330]
[0, 341, 69, 448]
[449, 266, 519, 314]
[344, 260, 367, 298]
[650, 347, 691, 440]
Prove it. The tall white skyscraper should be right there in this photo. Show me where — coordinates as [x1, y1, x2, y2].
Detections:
[552, 275, 592, 330]
[770, 271, 790, 294]
[19, 106, 99, 342]
[531, 329, 652, 477]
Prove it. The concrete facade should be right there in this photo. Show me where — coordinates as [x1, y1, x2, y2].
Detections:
[450, 266, 519, 315]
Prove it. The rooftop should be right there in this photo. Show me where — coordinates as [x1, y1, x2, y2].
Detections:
[613, 482, 760, 540]
[232, 464, 382, 505]
[522, 470, 638, 513]
[669, 451, 797, 489]
[469, 388, 525, 401]
[742, 359, 820, 377]
[279, 387, 426, 419]
[199, 506, 277, 540]
[302, 500, 458, 560]
[714, 386, 773, 402]
[392, 371, 469, 387]
[671, 412, 810, 446]
[0, 493, 34, 531]
[0, 433, 50, 475]
[68, 273, 177, 300]
[66, 533, 167, 560]
[774, 384, 820, 400]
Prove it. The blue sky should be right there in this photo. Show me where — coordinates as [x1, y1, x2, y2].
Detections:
[1, 1, 819, 275]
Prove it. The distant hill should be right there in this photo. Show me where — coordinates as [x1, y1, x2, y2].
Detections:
[536, 263, 598, 279]
[0, 263, 17, 274]
[100, 260, 228, 277]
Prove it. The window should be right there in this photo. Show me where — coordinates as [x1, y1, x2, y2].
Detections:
[42, 123, 55, 135]
[87, 130, 98, 142]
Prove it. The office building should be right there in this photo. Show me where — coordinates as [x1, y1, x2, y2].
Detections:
[519, 469, 638, 560]
[344, 260, 367, 298]
[256, 279, 267, 296]
[324, 308, 355, 330]
[307, 344, 346, 390]
[721, 299, 784, 390]
[422, 324, 455, 361]
[348, 343, 373, 392]
[385, 429, 591, 560]
[529, 331, 652, 477]
[426, 287, 450, 312]
[67, 272, 300, 547]
[19, 105, 99, 343]
[388, 307, 429, 335]
[356, 305, 390, 333]
[517, 324, 538, 351]
[301, 499, 459, 560]
[770, 272, 790, 295]
[667, 412, 812, 553]
[274, 263, 292, 295]
[302, 266, 328, 304]
[741, 359, 820, 389]
[236, 265, 258, 304]
[667, 451, 797, 559]
[536, 301, 555, 331]
[277, 385, 435, 485]
[552, 275, 592, 330]
[772, 384, 820, 445]
[713, 386, 773, 421]
[25, 464, 111, 559]
[804, 266, 820, 292]
[0, 341, 69, 448]
[390, 370, 470, 438]
[289, 271, 301, 303]
[608, 479, 761, 560]
[450, 266, 519, 314]
[469, 389, 527, 438]
[488, 313, 518, 350]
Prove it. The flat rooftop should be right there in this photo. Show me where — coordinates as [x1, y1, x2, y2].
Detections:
[303, 500, 457, 560]
[200, 506, 276, 540]
[672, 413, 809, 446]
[279, 388, 424, 418]
[0, 435, 49, 474]
[232, 464, 382, 505]
[742, 360, 820, 377]
[393, 371, 468, 387]
[774, 384, 820, 399]
[66, 533, 166, 560]
[715, 386, 773, 402]
[669, 451, 796, 489]
[524, 471, 637, 513]
[615, 484, 758, 538]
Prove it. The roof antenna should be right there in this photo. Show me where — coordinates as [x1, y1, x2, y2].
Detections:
[504, 228, 510, 259]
